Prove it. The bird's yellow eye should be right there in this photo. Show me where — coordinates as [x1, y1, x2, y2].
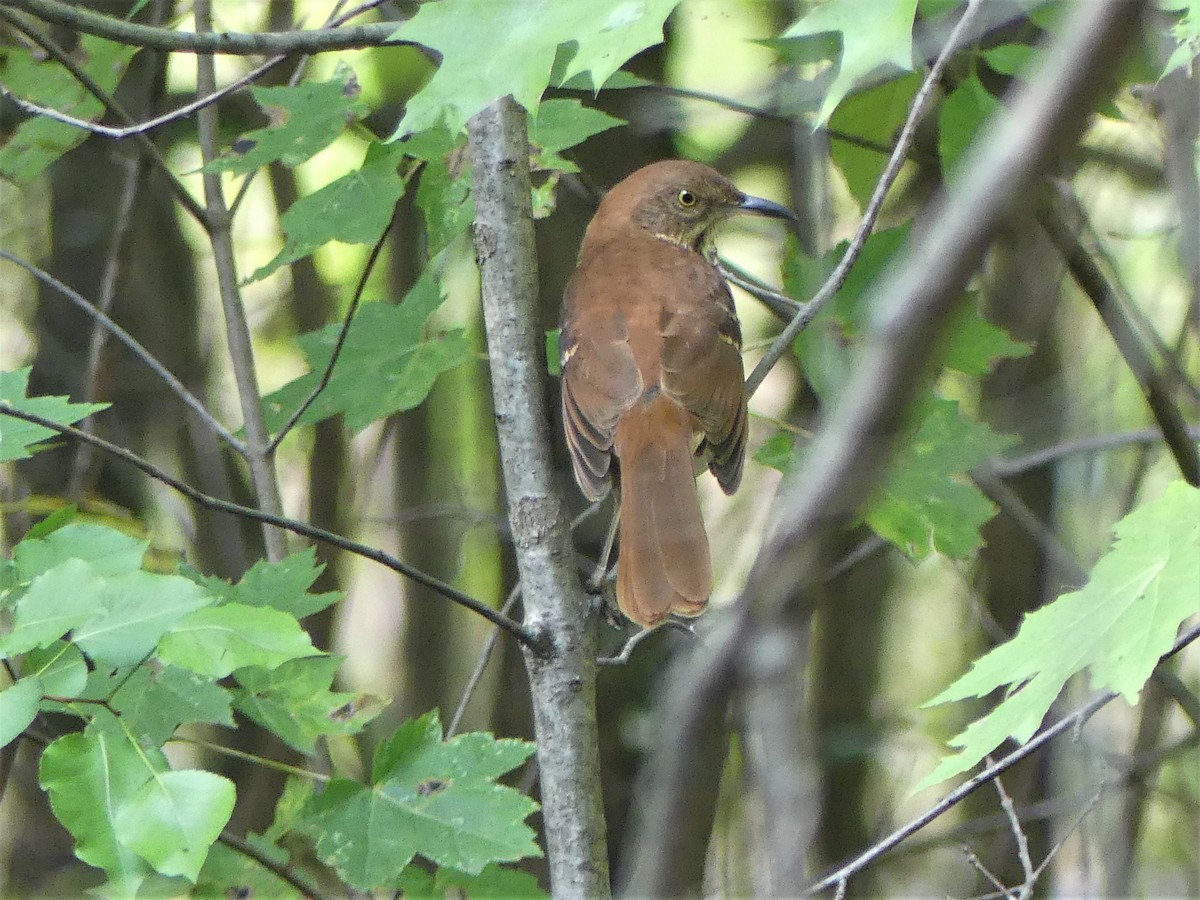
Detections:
[677, 189, 697, 208]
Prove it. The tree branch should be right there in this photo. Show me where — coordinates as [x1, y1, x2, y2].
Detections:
[1038, 189, 1200, 487]
[467, 96, 611, 898]
[1, 0, 406, 55]
[0, 403, 536, 647]
[194, 0, 286, 560]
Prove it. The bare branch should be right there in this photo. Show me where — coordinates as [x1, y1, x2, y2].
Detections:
[0, 6, 207, 224]
[0, 403, 537, 648]
[2, 0, 405, 55]
[804, 620, 1200, 894]
[990, 426, 1200, 476]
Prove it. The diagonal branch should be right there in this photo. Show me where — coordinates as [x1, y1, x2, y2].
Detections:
[1038, 189, 1200, 486]
[744, 0, 986, 398]
[0, 249, 245, 455]
[0, 403, 537, 647]
[0, 5, 207, 225]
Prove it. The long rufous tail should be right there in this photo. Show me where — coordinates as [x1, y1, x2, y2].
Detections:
[613, 394, 711, 626]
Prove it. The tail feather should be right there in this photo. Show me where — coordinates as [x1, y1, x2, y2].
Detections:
[613, 396, 712, 626]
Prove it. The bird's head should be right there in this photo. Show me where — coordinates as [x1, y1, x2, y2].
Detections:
[599, 159, 796, 254]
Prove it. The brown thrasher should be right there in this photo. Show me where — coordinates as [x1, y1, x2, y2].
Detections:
[560, 160, 796, 627]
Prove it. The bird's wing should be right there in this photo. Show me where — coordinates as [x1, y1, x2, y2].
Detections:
[659, 270, 748, 495]
[560, 284, 642, 501]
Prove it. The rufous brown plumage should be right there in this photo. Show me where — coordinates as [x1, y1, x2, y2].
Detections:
[560, 160, 795, 627]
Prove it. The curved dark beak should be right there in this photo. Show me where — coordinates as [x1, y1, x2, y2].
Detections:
[737, 193, 799, 224]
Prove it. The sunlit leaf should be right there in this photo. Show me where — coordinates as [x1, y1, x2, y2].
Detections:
[0, 676, 42, 749]
[261, 273, 471, 433]
[781, 0, 918, 124]
[158, 604, 322, 679]
[919, 481, 1200, 789]
[115, 770, 236, 882]
[389, 0, 680, 138]
[204, 64, 365, 174]
[248, 141, 408, 282]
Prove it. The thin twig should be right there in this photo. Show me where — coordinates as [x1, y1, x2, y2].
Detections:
[0, 404, 539, 648]
[445, 582, 523, 738]
[1039, 188, 1200, 487]
[597, 620, 697, 667]
[803, 620, 1200, 895]
[718, 257, 804, 320]
[267, 199, 404, 452]
[744, 0, 987, 399]
[0, 6, 207, 225]
[0, 250, 245, 455]
[989, 763, 1036, 899]
[961, 843, 1015, 898]
[219, 829, 328, 900]
[990, 426, 1200, 477]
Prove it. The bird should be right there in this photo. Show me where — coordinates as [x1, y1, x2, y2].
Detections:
[559, 160, 796, 627]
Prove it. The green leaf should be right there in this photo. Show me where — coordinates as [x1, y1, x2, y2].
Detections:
[0, 558, 102, 657]
[233, 656, 386, 754]
[0, 37, 138, 182]
[115, 770, 236, 882]
[40, 716, 161, 894]
[14, 521, 146, 579]
[298, 711, 539, 889]
[0, 676, 42, 749]
[261, 273, 472, 433]
[942, 298, 1031, 377]
[196, 548, 341, 620]
[248, 141, 408, 282]
[158, 604, 322, 679]
[204, 64, 365, 174]
[919, 481, 1200, 790]
[110, 665, 234, 746]
[436, 863, 547, 898]
[415, 146, 475, 257]
[72, 570, 211, 667]
[867, 398, 1016, 560]
[1162, 1, 1199, 78]
[982, 43, 1037, 76]
[0, 369, 108, 462]
[781, 0, 918, 124]
[938, 74, 998, 177]
[389, 0, 680, 138]
[529, 98, 625, 173]
[752, 430, 800, 472]
[191, 840, 303, 900]
[827, 72, 920, 208]
[25, 641, 88, 697]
